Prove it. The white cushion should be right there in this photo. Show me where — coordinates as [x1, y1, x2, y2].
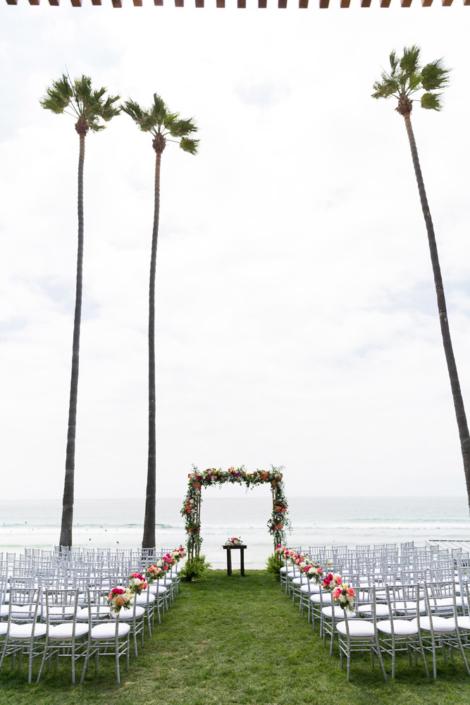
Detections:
[9, 623, 47, 639]
[310, 593, 332, 605]
[292, 577, 308, 586]
[0, 623, 8, 636]
[47, 606, 76, 620]
[322, 606, 356, 619]
[9, 606, 41, 619]
[412, 616, 456, 633]
[457, 617, 470, 631]
[148, 585, 168, 595]
[336, 620, 375, 638]
[48, 623, 89, 640]
[0, 605, 8, 618]
[358, 603, 389, 617]
[300, 584, 320, 594]
[280, 567, 295, 575]
[76, 606, 110, 621]
[394, 601, 426, 615]
[377, 619, 418, 636]
[91, 623, 130, 640]
[135, 593, 156, 605]
[111, 606, 145, 620]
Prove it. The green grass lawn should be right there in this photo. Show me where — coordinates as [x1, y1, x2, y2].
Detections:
[0, 570, 469, 704]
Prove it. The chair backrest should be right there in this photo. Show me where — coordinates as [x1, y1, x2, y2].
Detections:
[44, 588, 79, 624]
[423, 580, 457, 621]
[386, 583, 422, 621]
[8, 586, 41, 623]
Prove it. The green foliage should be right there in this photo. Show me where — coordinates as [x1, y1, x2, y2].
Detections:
[122, 93, 198, 155]
[421, 92, 443, 111]
[40, 74, 120, 132]
[181, 555, 211, 582]
[372, 45, 450, 114]
[266, 552, 284, 581]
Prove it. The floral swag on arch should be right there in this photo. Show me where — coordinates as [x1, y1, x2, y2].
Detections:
[181, 466, 290, 563]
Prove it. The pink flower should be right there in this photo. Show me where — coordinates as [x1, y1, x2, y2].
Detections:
[333, 588, 341, 600]
[347, 587, 355, 596]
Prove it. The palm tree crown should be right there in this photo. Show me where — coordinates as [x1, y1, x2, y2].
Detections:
[372, 45, 450, 116]
[122, 93, 198, 154]
[41, 74, 120, 135]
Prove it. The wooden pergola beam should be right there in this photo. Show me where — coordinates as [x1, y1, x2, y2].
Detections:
[6, 0, 18, 5]
[319, 0, 329, 7]
[5, 0, 470, 8]
[195, 0, 204, 7]
[133, 0, 143, 6]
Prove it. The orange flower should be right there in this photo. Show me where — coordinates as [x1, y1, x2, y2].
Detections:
[261, 471, 268, 481]
[272, 481, 277, 488]
[277, 523, 284, 530]
[193, 482, 201, 489]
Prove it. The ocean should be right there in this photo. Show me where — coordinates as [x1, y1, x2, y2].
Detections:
[1, 495, 469, 568]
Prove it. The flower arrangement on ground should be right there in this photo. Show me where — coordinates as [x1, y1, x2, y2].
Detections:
[107, 587, 133, 615]
[128, 573, 147, 595]
[332, 583, 355, 612]
[322, 573, 343, 592]
[225, 537, 242, 546]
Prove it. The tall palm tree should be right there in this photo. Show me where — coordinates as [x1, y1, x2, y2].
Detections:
[41, 75, 120, 547]
[372, 47, 470, 508]
[122, 94, 198, 548]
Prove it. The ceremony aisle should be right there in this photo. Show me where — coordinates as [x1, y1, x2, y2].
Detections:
[0, 571, 468, 704]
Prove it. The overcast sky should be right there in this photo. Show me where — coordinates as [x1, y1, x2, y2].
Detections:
[1, 3, 470, 503]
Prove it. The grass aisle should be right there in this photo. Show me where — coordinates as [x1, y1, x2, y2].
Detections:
[0, 570, 469, 704]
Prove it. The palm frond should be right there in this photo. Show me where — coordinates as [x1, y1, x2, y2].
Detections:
[40, 74, 73, 114]
[371, 76, 399, 100]
[421, 59, 450, 91]
[170, 118, 198, 138]
[389, 50, 399, 75]
[400, 45, 421, 76]
[421, 92, 443, 111]
[180, 137, 199, 155]
[151, 94, 168, 125]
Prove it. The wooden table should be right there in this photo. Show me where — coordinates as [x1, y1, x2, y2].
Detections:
[222, 545, 247, 576]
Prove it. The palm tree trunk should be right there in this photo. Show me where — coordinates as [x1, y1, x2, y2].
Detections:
[403, 113, 470, 509]
[59, 132, 85, 548]
[142, 150, 162, 548]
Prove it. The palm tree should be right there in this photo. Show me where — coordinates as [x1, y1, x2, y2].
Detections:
[372, 47, 470, 508]
[122, 94, 198, 548]
[41, 75, 120, 547]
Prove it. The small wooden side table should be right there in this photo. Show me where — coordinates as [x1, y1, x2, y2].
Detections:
[222, 545, 247, 577]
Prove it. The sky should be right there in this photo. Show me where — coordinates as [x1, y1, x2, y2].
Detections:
[1, 2, 470, 503]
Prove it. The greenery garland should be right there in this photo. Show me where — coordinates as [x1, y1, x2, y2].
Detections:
[180, 466, 290, 562]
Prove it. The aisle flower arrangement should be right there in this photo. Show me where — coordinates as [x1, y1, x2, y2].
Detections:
[181, 465, 290, 563]
[225, 537, 242, 545]
[332, 583, 356, 612]
[300, 562, 323, 583]
[107, 587, 133, 615]
[322, 573, 342, 591]
[145, 564, 164, 582]
[128, 573, 147, 595]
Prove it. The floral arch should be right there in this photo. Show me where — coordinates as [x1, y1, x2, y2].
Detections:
[181, 466, 290, 563]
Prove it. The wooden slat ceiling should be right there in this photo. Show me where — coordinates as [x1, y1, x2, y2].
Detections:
[4, 0, 470, 6]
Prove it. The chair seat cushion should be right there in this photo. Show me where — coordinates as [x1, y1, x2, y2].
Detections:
[91, 623, 131, 640]
[280, 567, 295, 575]
[310, 593, 332, 605]
[48, 623, 89, 640]
[9, 606, 41, 620]
[148, 585, 168, 595]
[47, 606, 76, 620]
[300, 584, 320, 594]
[111, 606, 145, 620]
[9, 623, 47, 639]
[394, 600, 426, 615]
[0, 605, 8, 618]
[135, 593, 156, 605]
[322, 606, 356, 619]
[358, 603, 389, 618]
[336, 620, 375, 638]
[377, 619, 418, 636]
[76, 607, 110, 621]
[457, 616, 470, 631]
[292, 577, 308, 586]
[412, 616, 456, 633]
[0, 623, 8, 636]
